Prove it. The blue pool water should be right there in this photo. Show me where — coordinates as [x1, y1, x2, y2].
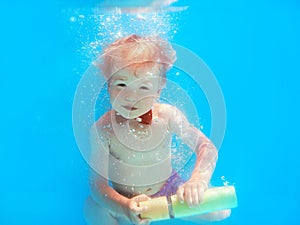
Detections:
[1, 0, 300, 224]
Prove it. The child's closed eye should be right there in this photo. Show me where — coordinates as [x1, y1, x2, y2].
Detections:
[140, 86, 150, 91]
[117, 83, 127, 87]
[113, 81, 127, 88]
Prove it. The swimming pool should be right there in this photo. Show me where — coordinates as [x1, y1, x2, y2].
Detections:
[1, 0, 300, 224]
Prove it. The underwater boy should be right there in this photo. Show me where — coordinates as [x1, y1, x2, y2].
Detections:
[84, 34, 230, 225]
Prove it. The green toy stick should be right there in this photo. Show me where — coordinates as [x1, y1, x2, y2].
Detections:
[140, 186, 238, 221]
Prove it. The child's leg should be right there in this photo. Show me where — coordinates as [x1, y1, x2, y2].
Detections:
[83, 196, 119, 225]
[181, 209, 231, 223]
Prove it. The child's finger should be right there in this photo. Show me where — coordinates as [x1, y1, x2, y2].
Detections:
[176, 186, 185, 203]
[184, 188, 193, 207]
[130, 204, 149, 215]
[192, 187, 199, 205]
[197, 186, 204, 204]
[135, 194, 151, 202]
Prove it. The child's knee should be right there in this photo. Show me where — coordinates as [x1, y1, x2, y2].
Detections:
[198, 209, 231, 221]
[216, 209, 231, 220]
[83, 196, 104, 223]
[83, 196, 96, 222]
[83, 196, 119, 225]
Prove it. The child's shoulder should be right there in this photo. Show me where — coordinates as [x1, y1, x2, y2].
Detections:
[94, 110, 114, 129]
[153, 103, 178, 117]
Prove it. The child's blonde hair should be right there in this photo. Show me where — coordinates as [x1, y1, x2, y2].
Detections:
[94, 34, 176, 80]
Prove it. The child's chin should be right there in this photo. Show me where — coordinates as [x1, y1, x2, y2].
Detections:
[116, 108, 148, 120]
[117, 112, 137, 120]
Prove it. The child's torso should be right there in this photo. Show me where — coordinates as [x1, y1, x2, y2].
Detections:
[107, 108, 173, 196]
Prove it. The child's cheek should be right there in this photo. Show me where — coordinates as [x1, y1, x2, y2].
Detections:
[109, 89, 119, 99]
[109, 91, 118, 103]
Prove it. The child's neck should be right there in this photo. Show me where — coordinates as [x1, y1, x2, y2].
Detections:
[115, 110, 152, 125]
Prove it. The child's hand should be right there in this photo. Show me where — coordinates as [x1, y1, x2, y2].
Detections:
[176, 179, 208, 208]
[123, 194, 151, 225]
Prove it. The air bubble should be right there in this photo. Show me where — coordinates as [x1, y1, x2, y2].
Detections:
[70, 17, 76, 22]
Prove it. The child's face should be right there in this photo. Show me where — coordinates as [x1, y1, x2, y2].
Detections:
[108, 65, 163, 119]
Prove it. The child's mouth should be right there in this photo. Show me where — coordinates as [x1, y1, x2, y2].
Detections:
[122, 105, 138, 111]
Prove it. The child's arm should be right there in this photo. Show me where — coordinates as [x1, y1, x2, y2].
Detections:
[89, 170, 150, 223]
[89, 169, 129, 215]
[167, 105, 218, 207]
[88, 120, 150, 224]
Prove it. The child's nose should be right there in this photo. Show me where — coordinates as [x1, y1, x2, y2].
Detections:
[124, 90, 138, 102]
